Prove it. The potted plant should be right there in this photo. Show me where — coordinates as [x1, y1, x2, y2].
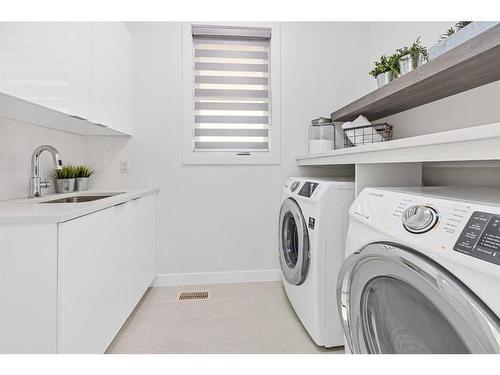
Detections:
[397, 37, 428, 75]
[369, 53, 400, 88]
[74, 165, 95, 191]
[52, 165, 78, 193]
[439, 22, 472, 41]
[429, 21, 498, 60]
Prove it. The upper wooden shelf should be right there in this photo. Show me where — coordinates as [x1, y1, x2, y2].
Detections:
[331, 24, 500, 122]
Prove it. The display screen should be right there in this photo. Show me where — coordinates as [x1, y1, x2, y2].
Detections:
[298, 182, 319, 198]
[454, 211, 500, 266]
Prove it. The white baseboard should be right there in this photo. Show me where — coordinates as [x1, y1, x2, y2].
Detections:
[152, 269, 282, 287]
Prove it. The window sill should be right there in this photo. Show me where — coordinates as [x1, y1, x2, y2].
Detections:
[182, 153, 280, 165]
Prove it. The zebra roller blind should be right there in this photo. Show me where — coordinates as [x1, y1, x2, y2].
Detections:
[192, 25, 272, 152]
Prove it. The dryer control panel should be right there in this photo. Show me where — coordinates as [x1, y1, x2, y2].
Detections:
[454, 212, 500, 266]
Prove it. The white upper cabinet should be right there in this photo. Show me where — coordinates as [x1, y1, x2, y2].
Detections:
[0, 22, 91, 118]
[0, 22, 132, 135]
[90, 23, 132, 134]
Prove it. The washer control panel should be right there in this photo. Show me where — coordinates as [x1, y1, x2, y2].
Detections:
[454, 211, 500, 266]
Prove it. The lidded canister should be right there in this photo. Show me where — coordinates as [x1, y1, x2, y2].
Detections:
[309, 117, 335, 153]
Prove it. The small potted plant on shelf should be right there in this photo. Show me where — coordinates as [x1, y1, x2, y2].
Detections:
[369, 53, 400, 88]
[52, 165, 78, 193]
[439, 22, 472, 41]
[397, 37, 429, 75]
[428, 21, 500, 61]
[74, 165, 95, 191]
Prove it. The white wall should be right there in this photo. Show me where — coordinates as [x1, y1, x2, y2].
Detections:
[86, 22, 369, 282]
[0, 117, 85, 200]
[4, 21, 495, 282]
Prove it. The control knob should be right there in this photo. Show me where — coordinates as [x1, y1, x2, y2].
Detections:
[290, 181, 300, 192]
[402, 205, 439, 234]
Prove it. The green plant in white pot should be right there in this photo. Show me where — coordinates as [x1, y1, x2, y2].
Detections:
[52, 165, 78, 193]
[397, 37, 429, 75]
[369, 53, 400, 88]
[74, 165, 95, 191]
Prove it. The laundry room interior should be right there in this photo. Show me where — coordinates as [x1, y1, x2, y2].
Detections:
[2, 1, 500, 365]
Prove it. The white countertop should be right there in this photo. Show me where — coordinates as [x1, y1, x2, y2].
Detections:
[0, 188, 159, 224]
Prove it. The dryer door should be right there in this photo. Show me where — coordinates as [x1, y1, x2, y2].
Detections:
[337, 242, 500, 354]
[279, 198, 310, 285]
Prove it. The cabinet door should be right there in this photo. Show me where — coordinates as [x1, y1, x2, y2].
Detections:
[58, 202, 130, 353]
[0, 224, 58, 353]
[90, 23, 132, 134]
[58, 194, 157, 353]
[0, 22, 91, 118]
[129, 194, 158, 290]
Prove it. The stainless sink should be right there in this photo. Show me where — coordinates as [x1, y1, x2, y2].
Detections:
[40, 193, 125, 204]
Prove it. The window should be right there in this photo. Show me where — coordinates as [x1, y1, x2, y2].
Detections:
[182, 23, 281, 164]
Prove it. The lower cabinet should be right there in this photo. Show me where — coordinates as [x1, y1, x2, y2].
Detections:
[0, 224, 58, 353]
[0, 193, 157, 353]
[58, 193, 157, 353]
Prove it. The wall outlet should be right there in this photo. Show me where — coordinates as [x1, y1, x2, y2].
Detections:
[120, 160, 129, 174]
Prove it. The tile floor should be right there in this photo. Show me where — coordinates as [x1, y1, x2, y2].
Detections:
[106, 281, 345, 354]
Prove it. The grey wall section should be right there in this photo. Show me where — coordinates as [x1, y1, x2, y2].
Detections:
[85, 22, 368, 276]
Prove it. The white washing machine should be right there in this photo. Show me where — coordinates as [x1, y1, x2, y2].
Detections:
[279, 177, 354, 347]
[338, 186, 500, 354]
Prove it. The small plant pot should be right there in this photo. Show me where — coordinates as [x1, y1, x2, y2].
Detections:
[399, 53, 426, 76]
[416, 53, 427, 67]
[56, 178, 75, 193]
[376, 71, 393, 88]
[75, 177, 89, 191]
[399, 54, 413, 75]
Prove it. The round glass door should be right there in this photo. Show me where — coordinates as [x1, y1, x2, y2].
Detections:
[279, 198, 310, 285]
[362, 276, 468, 353]
[337, 243, 500, 354]
[282, 211, 299, 268]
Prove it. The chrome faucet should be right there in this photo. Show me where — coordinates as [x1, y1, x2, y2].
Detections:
[30, 145, 63, 198]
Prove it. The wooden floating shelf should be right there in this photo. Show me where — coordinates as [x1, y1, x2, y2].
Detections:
[296, 122, 500, 166]
[0, 92, 130, 137]
[331, 23, 500, 122]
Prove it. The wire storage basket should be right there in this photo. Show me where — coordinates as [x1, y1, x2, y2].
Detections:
[343, 123, 393, 147]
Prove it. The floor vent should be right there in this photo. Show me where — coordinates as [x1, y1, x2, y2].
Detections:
[178, 291, 210, 301]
